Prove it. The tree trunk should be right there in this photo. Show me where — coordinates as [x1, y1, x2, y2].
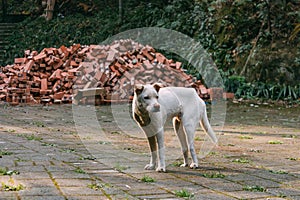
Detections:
[45, 0, 55, 21]
[118, 0, 123, 24]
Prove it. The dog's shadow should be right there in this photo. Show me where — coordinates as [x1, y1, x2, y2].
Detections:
[165, 165, 240, 177]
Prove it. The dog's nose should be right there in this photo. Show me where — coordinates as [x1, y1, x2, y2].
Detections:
[153, 103, 160, 112]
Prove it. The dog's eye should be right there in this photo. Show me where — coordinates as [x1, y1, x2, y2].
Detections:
[143, 96, 150, 100]
[156, 96, 159, 99]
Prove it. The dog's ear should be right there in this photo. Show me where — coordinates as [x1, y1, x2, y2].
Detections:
[152, 83, 164, 93]
[134, 84, 144, 95]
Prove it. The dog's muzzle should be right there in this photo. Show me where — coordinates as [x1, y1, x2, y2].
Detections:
[152, 103, 160, 112]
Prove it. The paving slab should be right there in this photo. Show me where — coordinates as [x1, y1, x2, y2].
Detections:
[0, 103, 299, 199]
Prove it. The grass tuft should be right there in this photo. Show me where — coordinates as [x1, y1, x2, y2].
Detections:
[141, 175, 155, 183]
[174, 189, 194, 198]
[243, 185, 266, 192]
[268, 140, 283, 144]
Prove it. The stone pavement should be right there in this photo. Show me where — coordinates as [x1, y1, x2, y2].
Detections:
[0, 104, 300, 200]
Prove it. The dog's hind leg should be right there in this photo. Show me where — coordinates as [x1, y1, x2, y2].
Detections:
[182, 119, 199, 169]
[173, 117, 189, 167]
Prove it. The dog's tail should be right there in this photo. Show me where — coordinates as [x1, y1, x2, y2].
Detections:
[200, 109, 218, 144]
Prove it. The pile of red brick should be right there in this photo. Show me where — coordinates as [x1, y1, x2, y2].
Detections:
[74, 40, 209, 104]
[0, 44, 87, 105]
[0, 40, 210, 105]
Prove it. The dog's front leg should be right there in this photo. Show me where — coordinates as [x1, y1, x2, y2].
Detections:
[156, 130, 166, 172]
[144, 135, 157, 170]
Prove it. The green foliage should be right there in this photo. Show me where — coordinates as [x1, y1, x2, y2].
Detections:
[232, 158, 250, 164]
[1, 177, 24, 191]
[221, 69, 300, 101]
[202, 172, 225, 178]
[141, 175, 155, 183]
[32, 121, 45, 127]
[0, 151, 13, 156]
[268, 140, 283, 144]
[74, 168, 86, 174]
[1, 182, 24, 191]
[114, 163, 129, 172]
[243, 185, 267, 192]
[88, 182, 112, 191]
[24, 134, 43, 141]
[1, 0, 299, 95]
[0, 167, 8, 176]
[0, 167, 20, 176]
[174, 189, 194, 198]
[269, 170, 288, 174]
[239, 135, 253, 139]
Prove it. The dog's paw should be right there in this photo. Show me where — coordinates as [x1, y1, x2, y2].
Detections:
[180, 163, 188, 167]
[144, 164, 156, 170]
[189, 163, 199, 169]
[156, 167, 166, 173]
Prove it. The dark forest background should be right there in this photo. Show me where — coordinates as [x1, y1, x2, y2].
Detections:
[1, 0, 299, 100]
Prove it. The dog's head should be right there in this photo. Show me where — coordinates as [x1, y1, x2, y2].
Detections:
[134, 83, 164, 113]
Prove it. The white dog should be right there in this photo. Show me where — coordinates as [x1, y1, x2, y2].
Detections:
[132, 83, 218, 172]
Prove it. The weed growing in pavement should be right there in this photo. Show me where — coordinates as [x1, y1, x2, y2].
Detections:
[239, 135, 253, 139]
[174, 189, 194, 198]
[194, 136, 204, 141]
[110, 131, 121, 135]
[1, 178, 24, 191]
[286, 157, 298, 161]
[171, 160, 184, 167]
[202, 172, 225, 178]
[208, 151, 217, 156]
[80, 156, 96, 161]
[32, 121, 45, 127]
[268, 140, 283, 144]
[269, 170, 288, 174]
[232, 158, 251, 164]
[62, 148, 75, 153]
[1, 182, 24, 191]
[114, 163, 129, 172]
[0, 167, 19, 176]
[99, 141, 112, 145]
[243, 185, 266, 192]
[74, 168, 86, 174]
[88, 183, 111, 190]
[278, 192, 287, 198]
[0, 167, 8, 175]
[17, 134, 43, 141]
[141, 175, 155, 183]
[0, 151, 13, 156]
[41, 142, 57, 147]
[281, 134, 297, 138]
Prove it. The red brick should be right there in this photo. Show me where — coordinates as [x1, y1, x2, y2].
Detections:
[155, 53, 166, 63]
[143, 60, 153, 70]
[223, 92, 234, 99]
[33, 52, 47, 61]
[53, 91, 65, 100]
[142, 48, 154, 60]
[15, 58, 27, 64]
[175, 61, 182, 69]
[24, 60, 35, 72]
[41, 78, 48, 90]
